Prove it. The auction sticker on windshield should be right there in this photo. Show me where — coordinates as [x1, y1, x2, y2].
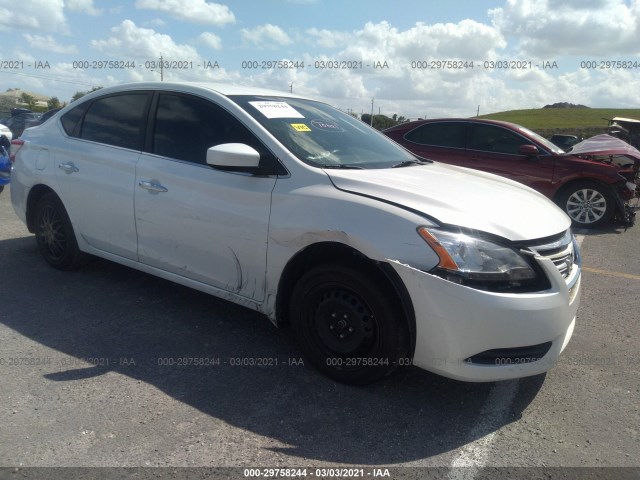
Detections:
[311, 119, 344, 132]
[249, 101, 304, 118]
[291, 123, 312, 132]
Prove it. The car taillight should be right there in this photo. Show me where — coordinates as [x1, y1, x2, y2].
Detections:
[10, 139, 24, 163]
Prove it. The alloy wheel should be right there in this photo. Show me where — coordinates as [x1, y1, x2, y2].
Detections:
[566, 188, 607, 224]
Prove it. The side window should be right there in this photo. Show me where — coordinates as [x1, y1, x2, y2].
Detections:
[470, 125, 529, 155]
[404, 123, 466, 148]
[153, 93, 261, 165]
[80, 93, 150, 150]
[60, 102, 89, 137]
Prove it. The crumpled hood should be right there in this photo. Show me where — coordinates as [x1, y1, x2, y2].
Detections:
[567, 134, 640, 160]
[326, 162, 570, 241]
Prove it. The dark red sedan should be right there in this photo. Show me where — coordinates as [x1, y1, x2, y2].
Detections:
[384, 118, 638, 228]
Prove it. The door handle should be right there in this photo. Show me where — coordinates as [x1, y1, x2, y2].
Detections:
[138, 180, 168, 193]
[58, 162, 79, 174]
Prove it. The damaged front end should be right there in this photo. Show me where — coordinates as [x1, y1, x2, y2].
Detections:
[567, 134, 640, 228]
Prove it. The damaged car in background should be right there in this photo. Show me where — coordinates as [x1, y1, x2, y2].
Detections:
[384, 119, 639, 228]
[11, 82, 581, 385]
[566, 134, 639, 225]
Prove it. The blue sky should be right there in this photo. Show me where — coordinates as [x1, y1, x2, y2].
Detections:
[1, 0, 640, 119]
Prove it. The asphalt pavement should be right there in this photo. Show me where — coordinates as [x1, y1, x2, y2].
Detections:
[0, 187, 638, 480]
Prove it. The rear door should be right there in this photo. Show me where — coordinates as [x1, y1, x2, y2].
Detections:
[54, 92, 151, 259]
[134, 92, 279, 301]
[401, 121, 468, 165]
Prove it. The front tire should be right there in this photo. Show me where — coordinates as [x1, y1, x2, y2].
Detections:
[34, 192, 87, 270]
[558, 181, 615, 228]
[290, 264, 407, 385]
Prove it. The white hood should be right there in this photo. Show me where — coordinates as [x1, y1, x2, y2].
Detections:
[326, 162, 570, 241]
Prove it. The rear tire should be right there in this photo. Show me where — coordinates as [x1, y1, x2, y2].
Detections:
[290, 264, 407, 385]
[34, 192, 87, 270]
[557, 181, 615, 228]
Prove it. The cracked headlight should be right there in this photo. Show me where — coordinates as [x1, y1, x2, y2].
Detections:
[418, 227, 536, 285]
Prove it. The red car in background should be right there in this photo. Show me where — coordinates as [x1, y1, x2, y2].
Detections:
[383, 118, 638, 228]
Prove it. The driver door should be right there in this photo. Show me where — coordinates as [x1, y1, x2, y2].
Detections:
[467, 123, 556, 195]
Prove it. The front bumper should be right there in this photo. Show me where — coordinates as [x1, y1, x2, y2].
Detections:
[390, 256, 581, 382]
[614, 181, 638, 228]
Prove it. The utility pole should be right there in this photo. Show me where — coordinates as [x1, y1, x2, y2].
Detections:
[370, 97, 374, 126]
[289, 83, 293, 93]
[152, 54, 164, 81]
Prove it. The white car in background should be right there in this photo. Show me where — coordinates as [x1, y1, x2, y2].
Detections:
[10, 82, 581, 384]
[0, 123, 12, 143]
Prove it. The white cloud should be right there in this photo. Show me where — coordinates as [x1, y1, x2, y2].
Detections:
[0, 0, 68, 33]
[199, 32, 222, 50]
[334, 20, 506, 67]
[134, 0, 235, 26]
[241, 24, 292, 47]
[145, 18, 166, 27]
[290, 19, 507, 116]
[396, 20, 506, 60]
[91, 19, 200, 62]
[305, 28, 352, 49]
[66, 0, 102, 15]
[490, 0, 640, 57]
[313, 70, 369, 100]
[23, 34, 79, 54]
[89, 20, 240, 83]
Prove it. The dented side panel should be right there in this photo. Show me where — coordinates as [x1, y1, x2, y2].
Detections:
[262, 171, 442, 320]
[134, 153, 276, 302]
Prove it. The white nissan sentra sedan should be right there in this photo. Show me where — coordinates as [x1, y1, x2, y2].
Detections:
[11, 82, 581, 384]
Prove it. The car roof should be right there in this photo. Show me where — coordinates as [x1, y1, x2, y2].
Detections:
[78, 81, 312, 100]
[385, 117, 524, 132]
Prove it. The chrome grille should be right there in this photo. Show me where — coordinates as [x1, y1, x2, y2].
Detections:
[524, 230, 577, 280]
[541, 244, 574, 279]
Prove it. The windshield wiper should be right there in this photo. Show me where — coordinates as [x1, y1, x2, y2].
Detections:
[391, 158, 431, 168]
[321, 164, 365, 169]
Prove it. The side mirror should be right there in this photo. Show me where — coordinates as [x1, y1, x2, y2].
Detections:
[206, 143, 260, 168]
[518, 144, 540, 157]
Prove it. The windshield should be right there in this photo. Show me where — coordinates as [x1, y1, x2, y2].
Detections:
[517, 125, 565, 154]
[230, 95, 417, 169]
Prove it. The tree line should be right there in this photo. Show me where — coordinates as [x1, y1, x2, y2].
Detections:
[360, 113, 409, 130]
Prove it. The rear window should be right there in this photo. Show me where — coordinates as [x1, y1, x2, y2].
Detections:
[405, 122, 466, 148]
[80, 93, 150, 150]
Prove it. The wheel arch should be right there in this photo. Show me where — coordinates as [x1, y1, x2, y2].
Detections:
[553, 177, 615, 204]
[275, 241, 416, 357]
[26, 184, 58, 233]
[553, 178, 620, 227]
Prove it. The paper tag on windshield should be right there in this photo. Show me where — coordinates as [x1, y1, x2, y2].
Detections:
[249, 101, 304, 119]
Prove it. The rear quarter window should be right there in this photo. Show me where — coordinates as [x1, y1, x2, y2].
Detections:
[60, 102, 89, 137]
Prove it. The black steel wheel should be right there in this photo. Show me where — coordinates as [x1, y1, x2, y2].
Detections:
[34, 192, 87, 270]
[290, 264, 407, 385]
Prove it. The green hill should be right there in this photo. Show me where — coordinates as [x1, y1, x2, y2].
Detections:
[477, 108, 640, 138]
